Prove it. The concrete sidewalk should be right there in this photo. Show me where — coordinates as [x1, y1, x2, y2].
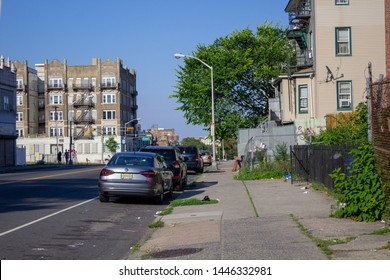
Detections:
[129, 161, 390, 260]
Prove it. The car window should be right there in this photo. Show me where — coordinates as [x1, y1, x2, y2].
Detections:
[178, 147, 197, 154]
[109, 155, 154, 167]
[141, 148, 175, 160]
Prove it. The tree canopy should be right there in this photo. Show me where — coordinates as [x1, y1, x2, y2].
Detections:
[172, 23, 289, 140]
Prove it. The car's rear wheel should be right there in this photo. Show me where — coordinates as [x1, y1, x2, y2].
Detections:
[99, 193, 109, 202]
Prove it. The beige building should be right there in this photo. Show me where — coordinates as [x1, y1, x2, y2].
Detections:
[0, 56, 17, 168]
[16, 58, 139, 163]
[271, 0, 386, 140]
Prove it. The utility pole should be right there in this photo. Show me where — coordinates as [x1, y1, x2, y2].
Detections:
[54, 106, 59, 155]
[367, 62, 372, 142]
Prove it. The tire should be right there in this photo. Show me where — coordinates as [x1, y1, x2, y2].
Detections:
[99, 193, 109, 202]
[154, 191, 164, 204]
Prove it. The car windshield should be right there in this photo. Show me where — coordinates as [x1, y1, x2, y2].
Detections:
[178, 147, 197, 154]
[108, 155, 153, 167]
[201, 150, 210, 155]
[141, 149, 175, 160]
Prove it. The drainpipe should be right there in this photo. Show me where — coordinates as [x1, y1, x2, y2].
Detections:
[309, 73, 314, 119]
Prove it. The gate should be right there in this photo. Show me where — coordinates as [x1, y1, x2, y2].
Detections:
[290, 145, 354, 189]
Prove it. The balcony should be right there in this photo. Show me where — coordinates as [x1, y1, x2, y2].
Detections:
[72, 84, 94, 91]
[286, 0, 311, 31]
[73, 125, 94, 140]
[101, 82, 118, 89]
[72, 97, 95, 108]
[48, 83, 64, 90]
[73, 111, 95, 124]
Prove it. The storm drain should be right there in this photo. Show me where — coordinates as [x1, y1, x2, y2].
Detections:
[149, 248, 203, 258]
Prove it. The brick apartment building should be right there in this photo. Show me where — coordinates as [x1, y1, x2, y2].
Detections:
[15, 57, 139, 163]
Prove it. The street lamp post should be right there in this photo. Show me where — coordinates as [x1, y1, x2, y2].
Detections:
[124, 118, 141, 152]
[174, 53, 216, 164]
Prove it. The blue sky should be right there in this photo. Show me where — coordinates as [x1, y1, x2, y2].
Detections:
[0, 0, 288, 139]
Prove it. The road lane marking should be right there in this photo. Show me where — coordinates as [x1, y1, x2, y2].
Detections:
[0, 167, 102, 186]
[0, 197, 98, 237]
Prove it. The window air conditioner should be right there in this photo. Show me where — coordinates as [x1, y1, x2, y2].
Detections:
[340, 100, 350, 108]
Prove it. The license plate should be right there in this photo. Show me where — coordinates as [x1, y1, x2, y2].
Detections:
[121, 173, 133, 179]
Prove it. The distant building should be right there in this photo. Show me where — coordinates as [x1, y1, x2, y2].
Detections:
[149, 127, 179, 146]
[15, 58, 139, 163]
[0, 55, 17, 168]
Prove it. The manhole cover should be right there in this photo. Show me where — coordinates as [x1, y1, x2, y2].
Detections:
[149, 248, 203, 258]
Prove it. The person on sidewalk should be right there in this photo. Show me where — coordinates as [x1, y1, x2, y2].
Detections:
[232, 156, 241, 172]
[57, 151, 62, 164]
[64, 150, 69, 165]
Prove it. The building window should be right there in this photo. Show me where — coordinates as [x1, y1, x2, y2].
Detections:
[103, 126, 116, 135]
[50, 110, 63, 121]
[103, 93, 116, 104]
[17, 79, 23, 89]
[16, 128, 24, 137]
[49, 78, 63, 88]
[298, 85, 308, 114]
[337, 81, 352, 110]
[103, 110, 116, 120]
[17, 95, 23, 105]
[336, 27, 351, 56]
[50, 95, 63, 105]
[17, 112, 23, 121]
[102, 77, 116, 87]
[68, 78, 73, 88]
[50, 127, 63, 137]
[336, 0, 349, 5]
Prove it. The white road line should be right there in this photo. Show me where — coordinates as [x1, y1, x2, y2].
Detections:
[0, 197, 98, 237]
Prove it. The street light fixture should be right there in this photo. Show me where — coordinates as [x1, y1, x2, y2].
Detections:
[174, 53, 216, 164]
[124, 118, 141, 151]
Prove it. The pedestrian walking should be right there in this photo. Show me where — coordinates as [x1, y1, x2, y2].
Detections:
[64, 150, 69, 165]
[57, 151, 62, 164]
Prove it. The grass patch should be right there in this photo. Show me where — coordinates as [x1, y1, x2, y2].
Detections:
[367, 227, 390, 235]
[169, 198, 218, 207]
[148, 219, 165, 228]
[290, 214, 356, 258]
[235, 161, 289, 180]
[156, 198, 219, 217]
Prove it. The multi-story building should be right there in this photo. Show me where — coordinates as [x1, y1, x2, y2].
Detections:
[16, 57, 139, 163]
[0, 55, 17, 168]
[149, 127, 179, 146]
[271, 0, 386, 141]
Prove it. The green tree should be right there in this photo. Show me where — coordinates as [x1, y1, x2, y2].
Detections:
[172, 23, 290, 141]
[180, 137, 209, 150]
[105, 137, 119, 154]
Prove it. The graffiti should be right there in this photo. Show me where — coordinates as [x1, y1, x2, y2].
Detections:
[296, 125, 326, 142]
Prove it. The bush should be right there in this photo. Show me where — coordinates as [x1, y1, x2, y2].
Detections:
[329, 144, 386, 222]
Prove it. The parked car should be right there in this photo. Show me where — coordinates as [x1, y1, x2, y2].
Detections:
[139, 146, 188, 191]
[200, 150, 212, 166]
[98, 152, 173, 204]
[177, 145, 204, 173]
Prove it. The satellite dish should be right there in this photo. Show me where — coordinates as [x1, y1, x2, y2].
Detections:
[325, 66, 344, 83]
[326, 66, 335, 82]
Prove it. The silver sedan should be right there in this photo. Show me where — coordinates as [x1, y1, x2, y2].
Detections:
[98, 152, 173, 204]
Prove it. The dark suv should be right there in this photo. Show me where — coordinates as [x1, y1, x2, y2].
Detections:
[177, 146, 204, 174]
[140, 146, 188, 191]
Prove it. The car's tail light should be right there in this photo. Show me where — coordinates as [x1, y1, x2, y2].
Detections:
[173, 161, 180, 169]
[140, 170, 157, 178]
[195, 154, 199, 161]
[100, 168, 115, 177]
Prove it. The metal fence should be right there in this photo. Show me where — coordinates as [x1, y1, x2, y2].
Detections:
[290, 145, 354, 190]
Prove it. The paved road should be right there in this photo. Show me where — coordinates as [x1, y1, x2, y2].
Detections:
[0, 166, 196, 260]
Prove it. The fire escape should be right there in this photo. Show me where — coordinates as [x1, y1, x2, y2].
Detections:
[286, 0, 313, 70]
[72, 84, 95, 140]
